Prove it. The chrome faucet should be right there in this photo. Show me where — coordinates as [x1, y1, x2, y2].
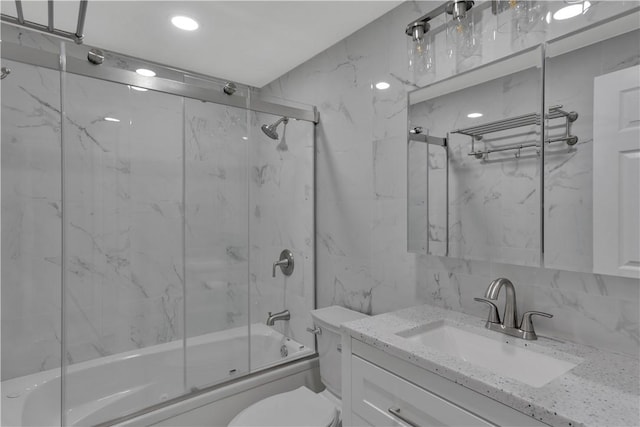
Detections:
[266, 309, 290, 326]
[485, 278, 518, 328]
[474, 278, 553, 340]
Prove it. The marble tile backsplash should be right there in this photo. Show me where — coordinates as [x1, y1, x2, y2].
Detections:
[261, 0, 639, 356]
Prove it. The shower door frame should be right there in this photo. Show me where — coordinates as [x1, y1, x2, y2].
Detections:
[0, 38, 319, 124]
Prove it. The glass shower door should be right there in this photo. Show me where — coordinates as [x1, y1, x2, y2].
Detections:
[248, 110, 315, 372]
[1, 58, 63, 426]
[184, 98, 250, 390]
[61, 72, 186, 425]
[3, 31, 315, 426]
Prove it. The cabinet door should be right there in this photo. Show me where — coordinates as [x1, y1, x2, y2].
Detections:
[593, 65, 640, 278]
[351, 355, 494, 427]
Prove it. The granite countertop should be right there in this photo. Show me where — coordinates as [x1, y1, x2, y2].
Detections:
[341, 304, 639, 427]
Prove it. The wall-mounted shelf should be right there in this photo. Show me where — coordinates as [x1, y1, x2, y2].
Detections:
[452, 105, 579, 159]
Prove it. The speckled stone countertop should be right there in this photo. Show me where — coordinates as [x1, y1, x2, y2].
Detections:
[341, 304, 639, 427]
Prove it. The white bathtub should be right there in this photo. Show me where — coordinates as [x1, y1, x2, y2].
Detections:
[1, 323, 315, 426]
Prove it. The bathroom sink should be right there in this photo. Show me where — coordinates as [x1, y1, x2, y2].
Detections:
[396, 321, 579, 387]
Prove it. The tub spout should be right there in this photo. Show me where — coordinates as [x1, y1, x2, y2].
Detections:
[266, 309, 290, 326]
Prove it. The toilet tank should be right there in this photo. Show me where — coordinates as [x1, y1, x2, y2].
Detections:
[310, 306, 368, 398]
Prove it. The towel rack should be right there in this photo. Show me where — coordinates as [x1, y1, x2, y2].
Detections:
[1, 0, 88, 44]
[452, 105, 579, 159]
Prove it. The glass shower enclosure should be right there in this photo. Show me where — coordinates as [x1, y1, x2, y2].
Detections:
[1, 24, 316, 426]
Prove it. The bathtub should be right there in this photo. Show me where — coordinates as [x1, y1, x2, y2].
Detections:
[1, 323, 316, 426]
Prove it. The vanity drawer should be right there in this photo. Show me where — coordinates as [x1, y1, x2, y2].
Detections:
[351, 355, 493, 427]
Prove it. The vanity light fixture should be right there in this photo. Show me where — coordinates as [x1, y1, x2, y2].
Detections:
[104, 117, 120, 122]
[553, 1, 591, 21]
[407, 19, 433, 78]
[171, 16, 199, 31]
[467, 112, 483, 118]
[136, 68, 156, 77]
[405, 1, 475, 39]
[406, 1, 474, 76]
[375, 81, 391, 90]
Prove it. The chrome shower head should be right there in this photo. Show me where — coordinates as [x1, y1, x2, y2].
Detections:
[261, 117, 288, 140]
[261, 124, 279, 140]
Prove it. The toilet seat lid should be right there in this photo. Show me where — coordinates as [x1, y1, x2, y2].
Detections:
[228, 386, 338, 427]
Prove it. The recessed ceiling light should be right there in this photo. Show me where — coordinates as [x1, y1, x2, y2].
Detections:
[136, 68, 156, 77]
[104, 117, 120, 122]
[129, 85, 148, 92]
[553, 1, 591, 20]
[171, 16, 199, 31]
[375, 81, 391, 90]
[467, 112, 483, 118]
[242, 136, 248, 140]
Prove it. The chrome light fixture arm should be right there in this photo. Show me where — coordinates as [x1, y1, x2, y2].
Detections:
[405, 1, 474, 38]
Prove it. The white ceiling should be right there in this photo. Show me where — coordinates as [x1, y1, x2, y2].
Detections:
[1, 1, 403, 87]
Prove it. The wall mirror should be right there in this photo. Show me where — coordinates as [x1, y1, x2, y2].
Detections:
[407, 13, 640, 278]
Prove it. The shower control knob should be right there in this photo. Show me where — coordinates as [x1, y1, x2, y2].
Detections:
[272, 250, 294, 277]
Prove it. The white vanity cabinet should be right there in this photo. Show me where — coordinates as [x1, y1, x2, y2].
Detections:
[342, 338, 549, 427]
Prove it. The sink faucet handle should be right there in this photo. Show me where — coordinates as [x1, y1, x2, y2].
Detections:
[520, 311, 553, 340]
[473, 298, 501, 324]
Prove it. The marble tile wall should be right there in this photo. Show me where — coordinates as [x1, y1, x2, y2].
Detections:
[261, 0, 639, 356]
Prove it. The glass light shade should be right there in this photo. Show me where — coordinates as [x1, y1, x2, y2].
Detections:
[446, 14, 478, 59]
[513, 0, 547, 34]
[408, 32, 435, 80]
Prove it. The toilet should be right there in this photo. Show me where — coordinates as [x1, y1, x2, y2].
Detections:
[228, 306, 368, 427]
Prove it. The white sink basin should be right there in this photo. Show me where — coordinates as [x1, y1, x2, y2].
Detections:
[397, 321, 579, 388]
